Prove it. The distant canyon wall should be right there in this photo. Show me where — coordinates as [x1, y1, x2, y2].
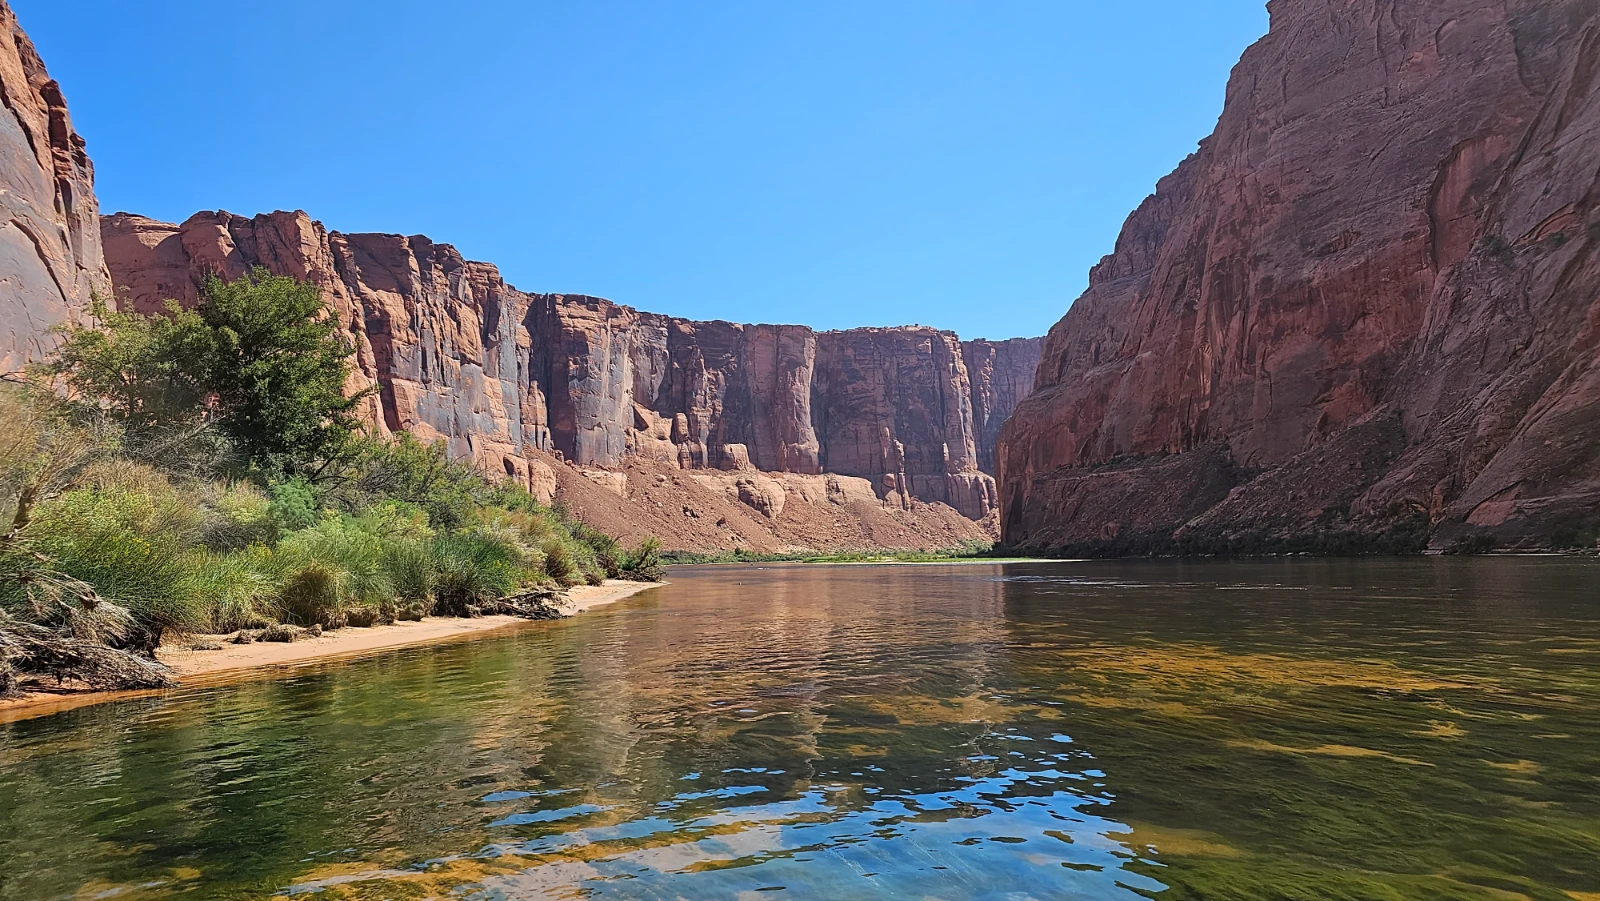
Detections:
[999, 0, 1600, 553]
[0, 0, 108, 371]
[102, 210, 1039, 520]
[964, 337, 1043, 475]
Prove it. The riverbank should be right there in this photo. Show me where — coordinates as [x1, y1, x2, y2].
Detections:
[661, 544, 1003, 565]
[0, 580, 661, 723]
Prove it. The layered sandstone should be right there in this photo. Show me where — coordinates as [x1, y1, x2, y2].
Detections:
[999, 0, 1600, 554]
[103, 210, 1039, 538]
[0, 0, 109, 371]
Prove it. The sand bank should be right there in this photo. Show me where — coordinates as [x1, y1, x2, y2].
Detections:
[0, 580, 662, 722]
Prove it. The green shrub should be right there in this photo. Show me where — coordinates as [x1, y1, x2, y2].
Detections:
[199, 482, 277, 550]
[353, 501, 435, 543]
[275, 561, 345, 629]
[336, 434, 481, 529]
[53, 272, 374, 479]
[26, 486, 207, 648]
[48, 297, 211, 451]
[189, 270, 373, 477]
[620, 538, 664, 582]
[271, 513, 405, 624]
[268, 478, 321, 533]
[185, 549, 275, 632]
[571, 521, 621, 579]
[431, 530, 525, 616]
[541, 538, 577, 586]
[382, 540, 436, 603]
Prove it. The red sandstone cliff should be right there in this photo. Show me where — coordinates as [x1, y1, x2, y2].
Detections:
[999, 0, 1600, 553]
[0, 0, 1020, 549]
[102, 211, 1039, 533]
[964, 338, 1043, 475]
[0, 0, 109, 371]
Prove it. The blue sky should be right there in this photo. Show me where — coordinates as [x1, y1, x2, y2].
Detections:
[15, 1, 1266, 339]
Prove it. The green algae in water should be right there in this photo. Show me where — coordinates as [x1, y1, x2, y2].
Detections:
[1, 558, 1598, 900]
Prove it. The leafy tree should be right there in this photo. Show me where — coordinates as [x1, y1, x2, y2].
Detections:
[50, 296, 211, 454]
[53, 269, 372, 479]
[189, 269, 370, 477]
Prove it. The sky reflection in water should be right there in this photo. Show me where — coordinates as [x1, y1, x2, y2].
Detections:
[4, 558, 1600, 900]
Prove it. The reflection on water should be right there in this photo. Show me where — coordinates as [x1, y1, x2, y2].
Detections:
[2, 559, 1600, 900]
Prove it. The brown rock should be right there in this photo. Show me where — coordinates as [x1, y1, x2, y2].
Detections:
[580, 469, 628, 497]
[526, 459, 558, 507]
[735, 475, 786, 519]
[103, 211, 1023, 528]
[0, 1, 110, 371]
[813, 327, 995, 518]
[556, 450, 992, 554]
[962, 337, 1042, 474]
[999, 0, 1600, 554]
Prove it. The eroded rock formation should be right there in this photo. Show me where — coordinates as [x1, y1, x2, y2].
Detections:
[0, 0, 109, 371]
[999, 0, 1600, 554]
[103, 210, 1040, 531]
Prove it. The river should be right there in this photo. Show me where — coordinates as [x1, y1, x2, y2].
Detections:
[2, 559, 1598, 900]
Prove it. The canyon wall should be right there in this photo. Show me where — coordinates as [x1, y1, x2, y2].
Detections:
[0, 0, 108, 371]
[999, 0, 1600, 553]
[0, 0, 1014, 552]
[964, 337, 1043, 475]
[102, 211, 1039, 528]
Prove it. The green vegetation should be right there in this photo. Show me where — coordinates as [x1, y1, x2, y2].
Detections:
[53, 271, 368, 478]
[0, 271, 658, 698]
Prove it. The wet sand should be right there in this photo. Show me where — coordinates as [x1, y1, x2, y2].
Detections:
[0, 580, 662, 722]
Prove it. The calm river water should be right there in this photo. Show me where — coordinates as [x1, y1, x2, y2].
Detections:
[2, 559, 1599, 900]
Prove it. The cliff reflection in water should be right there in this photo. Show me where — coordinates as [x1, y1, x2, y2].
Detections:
[2, 559, 1600, 900]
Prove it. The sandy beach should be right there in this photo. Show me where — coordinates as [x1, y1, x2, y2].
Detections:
[0, 580, 663, 722]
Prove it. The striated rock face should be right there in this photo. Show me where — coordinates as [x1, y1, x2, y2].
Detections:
[103, 210, 1040, 526]
[813, 327, 986, 518]
[963, 337, 1042, 475]
[0, 0, 109, 371]
[999, 0, 1600, 554]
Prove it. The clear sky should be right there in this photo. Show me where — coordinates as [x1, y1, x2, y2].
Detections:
[14, 1, 1266, 340]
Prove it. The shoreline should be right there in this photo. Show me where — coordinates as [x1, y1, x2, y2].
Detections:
[669, 557, 1070, 567]
[0, 580, 662, 724]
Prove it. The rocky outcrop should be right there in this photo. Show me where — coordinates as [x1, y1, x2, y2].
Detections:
[103, 210, 1040, 529]
[999, 0, 1600, 554]
[0, 0, 109, 371]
